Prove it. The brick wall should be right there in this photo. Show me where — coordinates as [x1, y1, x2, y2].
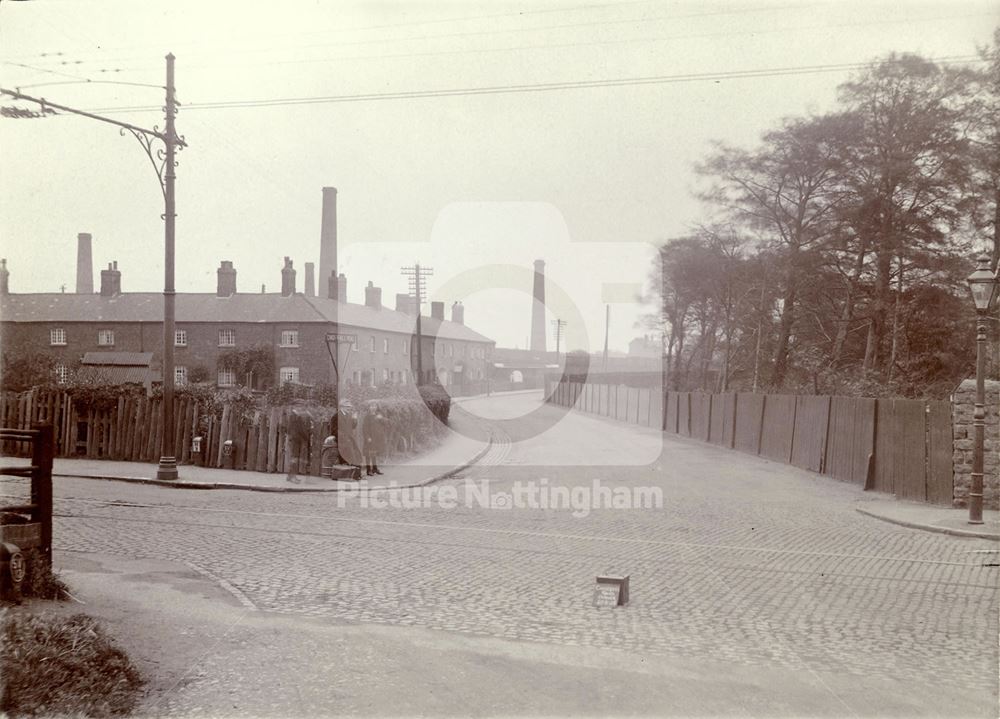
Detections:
[2, 319, 492, 391]
[952, 378, 999, 509]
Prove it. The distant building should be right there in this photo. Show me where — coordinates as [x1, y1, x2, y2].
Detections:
[628, 334, 661, 358]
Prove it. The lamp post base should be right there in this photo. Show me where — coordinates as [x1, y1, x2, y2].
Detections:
[156, 457, 178, 481]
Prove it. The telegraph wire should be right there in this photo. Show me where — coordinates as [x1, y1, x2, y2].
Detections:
[76, 54, 985, 115]
[0, 1, 790, 66]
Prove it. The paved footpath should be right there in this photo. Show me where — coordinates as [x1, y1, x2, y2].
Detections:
[3, 391, 998, 716]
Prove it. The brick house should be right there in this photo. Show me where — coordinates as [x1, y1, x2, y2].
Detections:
[0, 259, 495, 394]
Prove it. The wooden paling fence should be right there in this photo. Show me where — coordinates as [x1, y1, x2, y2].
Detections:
[546, 381, 954, 505]
[0, 390, 435, 477]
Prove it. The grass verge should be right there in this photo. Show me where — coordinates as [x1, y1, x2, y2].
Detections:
[1, 610, 144, 717]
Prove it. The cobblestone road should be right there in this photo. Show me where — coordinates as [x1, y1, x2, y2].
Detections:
[5, 392, 998, 708]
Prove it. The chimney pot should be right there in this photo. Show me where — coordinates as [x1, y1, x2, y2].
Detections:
[451, 301, 465, 325]
[431, 301, 444, 320]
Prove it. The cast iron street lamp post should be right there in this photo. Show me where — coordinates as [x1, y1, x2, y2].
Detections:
[965, 254, 999, 524]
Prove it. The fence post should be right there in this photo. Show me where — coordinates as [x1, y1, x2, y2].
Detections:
[30, 423, 54, 569]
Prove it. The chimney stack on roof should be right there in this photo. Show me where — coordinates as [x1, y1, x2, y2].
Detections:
[431, 301, 445, 320]
[365, 280, 382, 310]
[328, 271, 347, 302]
[217, 260, 236, 297]
[395, 293, 415, 314]
[451, 301, 465, 325]
[280, 257, 296, 297]
[0, 259, 8, 295]
[76, 233, 94, 294]
[100, 261, 121, 297]
[304, 262, 315, 297]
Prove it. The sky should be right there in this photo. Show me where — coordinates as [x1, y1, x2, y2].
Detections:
[1, 0, 997, 353]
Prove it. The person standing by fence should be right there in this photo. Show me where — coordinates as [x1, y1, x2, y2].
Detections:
[285, 404, 313, 484]
[363, 403, 386, 476]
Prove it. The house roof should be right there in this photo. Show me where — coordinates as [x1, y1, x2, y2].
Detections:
[81, 351, 153, 366]
[0, 292, 495, 344]
[77, 352, 158, 386]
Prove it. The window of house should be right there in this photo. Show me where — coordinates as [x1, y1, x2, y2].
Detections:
[50, 328, 66, 346]
[382, 368, 389, 384]
[175, 366, 188, 385]
[403, 339, 409, 355]
[369, 335, 376, 353]
[448, 344, 453, 357]
[352, 370, 361, 385]
[98, 329, 115, 346]
[279, 366, 299, 384]
[217, 368, 236, 387]
[280, 330, 299, 347]
[218, 329, 236, 347]
[400, 370, 408, 386]
[175, 329, 187, 347]
[55, 364, 69, 384]
[383, 338, 389, 353]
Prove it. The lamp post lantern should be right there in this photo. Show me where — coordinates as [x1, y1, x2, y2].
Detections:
[965, 254, 998, 524]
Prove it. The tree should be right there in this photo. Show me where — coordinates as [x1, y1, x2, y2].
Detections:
[836, 54, 977, 377]
[1, 350, 60, 392]
[698, 114, 850, 388]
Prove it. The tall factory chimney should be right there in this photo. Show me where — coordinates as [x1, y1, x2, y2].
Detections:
[76, 232, 94, 293]
[318, 187, 338, 291]
[304, 262, 315, 297]
[530, 259, 546, 352]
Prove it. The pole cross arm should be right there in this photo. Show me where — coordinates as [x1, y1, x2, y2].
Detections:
[0, 87, 182, 145]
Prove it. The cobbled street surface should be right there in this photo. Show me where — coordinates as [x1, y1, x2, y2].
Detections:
[5, 391, 998, 715]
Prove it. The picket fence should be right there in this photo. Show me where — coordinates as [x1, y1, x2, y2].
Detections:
[0, 390, 428, 476]
[545, 381, 954, 505]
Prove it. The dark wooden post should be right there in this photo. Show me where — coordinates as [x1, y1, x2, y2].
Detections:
[30, 423, 54, 568]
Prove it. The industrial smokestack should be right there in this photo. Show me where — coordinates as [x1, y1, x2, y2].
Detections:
[76, 233, 94, 294]
[304, 262, 315, 297]
[530, 259, 546, 351]
[318, 187, 338, 291]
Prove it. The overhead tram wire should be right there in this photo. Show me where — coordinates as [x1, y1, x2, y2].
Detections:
[0, 1, 794, 67]
[79, 54, 985, 115]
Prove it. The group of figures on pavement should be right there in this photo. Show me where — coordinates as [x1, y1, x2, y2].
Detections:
[284, 400, 388, 483]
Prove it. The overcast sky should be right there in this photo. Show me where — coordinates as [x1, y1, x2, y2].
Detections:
[1, 0, 996, 352]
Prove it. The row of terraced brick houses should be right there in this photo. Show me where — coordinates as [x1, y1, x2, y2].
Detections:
[0, 257, 495, 394]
